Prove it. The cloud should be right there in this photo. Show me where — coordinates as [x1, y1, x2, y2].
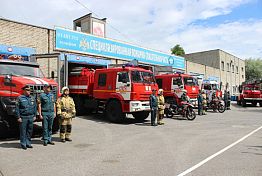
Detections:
[166, 19, 262, 59]
[0, 0, 260, 58]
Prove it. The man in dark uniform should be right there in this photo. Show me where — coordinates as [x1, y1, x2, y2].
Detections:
[38, 84, 56, 146]
[149, 89, 158, 126]
[16, 85, 37, 150]
[197, 89, 203, 115]
[227, 91, 231, 110]
[224, 90, 228, 110]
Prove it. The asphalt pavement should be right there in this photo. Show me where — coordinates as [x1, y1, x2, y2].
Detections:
[0, 103, 262, 176]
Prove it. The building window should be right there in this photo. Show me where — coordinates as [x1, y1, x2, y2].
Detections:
[242, 75, 244, 79]
[98, 73, 107, 86]
[232, 65, 234, 73]
[236, 66, 238, 74]
[241, 67, 244, 72]
[227, 63, 230, 72]
[221, 61, 224, 71]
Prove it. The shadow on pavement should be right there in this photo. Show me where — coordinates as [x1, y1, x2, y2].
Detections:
[78, 113, 149, 125]
[134, 121, 152, 127]
[0, 142, 21, 149]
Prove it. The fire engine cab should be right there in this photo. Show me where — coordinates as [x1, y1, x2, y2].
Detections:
[201, 80, 222, 100]
[68, 64, 158, 122]
[155, 73, 199, 104]
[0, 57, 58, 138]
[237, 79, 262, 107]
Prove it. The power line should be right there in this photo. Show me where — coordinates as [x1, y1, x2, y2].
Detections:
[73, 0, 141, 45]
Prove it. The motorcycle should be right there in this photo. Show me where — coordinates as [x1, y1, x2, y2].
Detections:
[207, 97, 225, 113]
[165, 101, 196, 121]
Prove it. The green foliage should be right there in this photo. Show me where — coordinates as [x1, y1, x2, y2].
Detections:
[171, 44, 185, 56]
[245, 58, 262, 80]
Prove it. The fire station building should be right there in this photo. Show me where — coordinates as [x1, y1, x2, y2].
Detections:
[0, 15, 185, 90]
[186, 50, 245, 97]
[0, 14, 245, 96]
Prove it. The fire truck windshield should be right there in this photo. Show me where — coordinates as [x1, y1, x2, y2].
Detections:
[0, 64, 44, 78]
[244, 86, 259, 90]
[131, 71, 155, 84]
[203, 84, 219, 90]
[183, 77, 198, 86]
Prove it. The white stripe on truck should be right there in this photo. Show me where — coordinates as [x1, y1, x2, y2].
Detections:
[22, 76, 42, 84]
[69, 85, 88, 89]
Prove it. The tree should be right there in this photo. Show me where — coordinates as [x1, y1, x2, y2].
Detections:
[171, 44, 185, 56]
[245, 58, 262, 80]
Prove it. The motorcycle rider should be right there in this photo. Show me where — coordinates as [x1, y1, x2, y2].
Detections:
[180, 90, 191, 116]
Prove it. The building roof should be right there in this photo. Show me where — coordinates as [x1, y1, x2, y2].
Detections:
[0, 17, 53, 31]
[186, 49, 243, 61]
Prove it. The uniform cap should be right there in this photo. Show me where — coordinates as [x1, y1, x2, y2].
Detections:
[21, 85, 31, 90]
[43, 84, 52, 88]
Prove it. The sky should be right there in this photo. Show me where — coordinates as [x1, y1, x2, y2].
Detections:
[1, 0, 262, 59]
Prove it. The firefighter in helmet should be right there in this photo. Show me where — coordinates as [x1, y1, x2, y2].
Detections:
[56, 87, 76, 142]
[157, 89, 165, 125]
[202, 90, 207, 115]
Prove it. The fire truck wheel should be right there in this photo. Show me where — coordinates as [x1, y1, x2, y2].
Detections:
[106, 100, 125, 123]
[52, 116, 59, 133]
[241, 99, 246, 107]
[132, 111, 150, 122]
[0, 109, 9, 138]
[237, 100, 241, 105]
[74, 97, 85, 115]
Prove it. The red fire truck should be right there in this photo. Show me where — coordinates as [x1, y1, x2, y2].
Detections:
[201, 80, 223, 100]
[68, 65, 158, 122]
[155, 73, 199, 104]
[0, 58, 58, 138]
[237, 79, 262, 107]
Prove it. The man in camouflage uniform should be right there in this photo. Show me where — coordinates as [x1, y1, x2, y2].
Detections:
[202, 90, 207, 115]
[16, 85, 37, 150]
[38, 84, 56, 146]
[56, 87, 76, 142]
[157, 89, 165, 125]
